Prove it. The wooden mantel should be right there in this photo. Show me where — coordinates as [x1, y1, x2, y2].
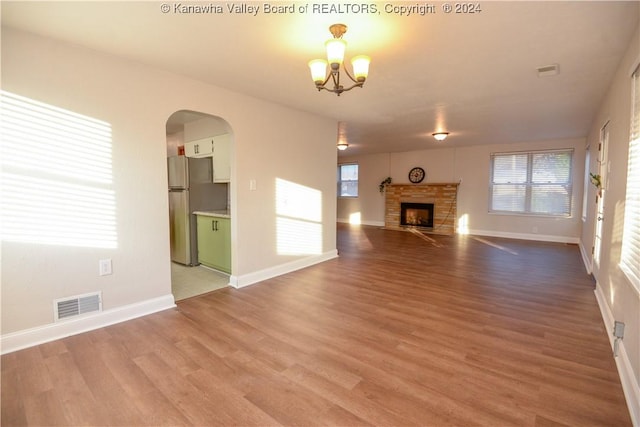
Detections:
[384, 182, 460, 235]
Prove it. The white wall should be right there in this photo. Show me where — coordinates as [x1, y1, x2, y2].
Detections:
[183, 116, 230, 142]
[166, 130, 184, 157]
[337, 153, 390, 226]
[1, 28, 337, 338]
[582, 24, 640, 422]
[338, 138, 585, 242]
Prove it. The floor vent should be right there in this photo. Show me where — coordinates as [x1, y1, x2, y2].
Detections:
[54, 291, 102, 321]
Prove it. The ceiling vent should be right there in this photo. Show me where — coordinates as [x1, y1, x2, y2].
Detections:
[54, 291, 102, 321]
[537, 64, 560, 77]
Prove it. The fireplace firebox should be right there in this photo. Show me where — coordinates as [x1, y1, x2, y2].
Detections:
[400, 202, 434, 228]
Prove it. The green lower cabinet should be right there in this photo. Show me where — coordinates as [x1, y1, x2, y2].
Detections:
[196, 215, 231, 273]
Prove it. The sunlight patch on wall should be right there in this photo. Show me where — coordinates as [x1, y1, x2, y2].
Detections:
[275, 178, 322, 256]
[457, 213, 469, 234]
[610, 279, 616, 306]
[349, 212, 361, 224]
[0, 91, 117, 248]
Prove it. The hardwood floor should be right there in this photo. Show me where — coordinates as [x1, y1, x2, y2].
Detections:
[2, 224, 631, 426]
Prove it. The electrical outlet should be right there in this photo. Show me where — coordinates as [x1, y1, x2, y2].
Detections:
[99, 259, 112, 276]
[613, 321, 625, 338]
[249, 179, 257, 191]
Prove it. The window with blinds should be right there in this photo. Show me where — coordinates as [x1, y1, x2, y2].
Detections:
[337, 163, 358, 197]
[489, 149, 573, 216]
[620, 64, 640, 293]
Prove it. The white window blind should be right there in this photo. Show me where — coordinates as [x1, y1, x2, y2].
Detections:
[620, 65, 640, 293]
[490, 149, 573, 216]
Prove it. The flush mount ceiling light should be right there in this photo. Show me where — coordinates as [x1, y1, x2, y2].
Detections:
[337, 121, 349, 150]
[432, 132, 449, 141]
[308, 24, 371, 96]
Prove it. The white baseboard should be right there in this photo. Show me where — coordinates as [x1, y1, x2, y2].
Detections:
[337, 218, 385, 227]
[1, 294, 176, 355]
[594, 283, 640, 426]
[229, 249, 338, 289]
[578, 240, 593, 274]
[2, 250, 341, 353]
[463, 228, 580, 244]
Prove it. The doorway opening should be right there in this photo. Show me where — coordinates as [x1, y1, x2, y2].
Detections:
[166, 110, 233, 301]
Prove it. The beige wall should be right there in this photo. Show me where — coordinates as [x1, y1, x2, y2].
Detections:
[583, 24, 640, 389]
[337, 153, 390, 226]
[339, 138, 586, 242]
[1, 28, 337, 334]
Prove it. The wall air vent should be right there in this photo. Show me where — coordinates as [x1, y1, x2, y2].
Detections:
[537, 64, 560, 77]
[54, 291, 102, 321]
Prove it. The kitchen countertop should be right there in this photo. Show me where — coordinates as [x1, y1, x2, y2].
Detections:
[193, 210, 231, 218]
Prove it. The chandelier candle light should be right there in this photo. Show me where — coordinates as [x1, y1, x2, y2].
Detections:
[308, 24, 371, 96]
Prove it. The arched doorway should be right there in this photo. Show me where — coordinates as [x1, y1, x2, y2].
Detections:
[166, 110, 232, 301]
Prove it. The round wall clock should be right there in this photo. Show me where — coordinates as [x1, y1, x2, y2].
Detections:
[408, 167, 425, 183]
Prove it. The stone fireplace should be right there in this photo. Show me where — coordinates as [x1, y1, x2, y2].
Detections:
[385, 183, 460, 235]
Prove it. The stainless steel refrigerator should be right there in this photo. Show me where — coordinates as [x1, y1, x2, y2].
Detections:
[168, 156, 227, 265]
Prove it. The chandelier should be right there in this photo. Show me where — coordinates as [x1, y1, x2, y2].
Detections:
[308, 24, 371, 96]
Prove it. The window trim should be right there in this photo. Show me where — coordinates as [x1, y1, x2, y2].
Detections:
[488, 148, 574, 217]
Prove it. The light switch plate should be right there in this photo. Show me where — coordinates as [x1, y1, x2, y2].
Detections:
[99, 259, 112, 276]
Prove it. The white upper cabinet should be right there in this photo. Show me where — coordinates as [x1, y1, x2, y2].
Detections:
[184, 137, 214, 158]
[212, 134, 231, 183]
[185, 134, 231, 183]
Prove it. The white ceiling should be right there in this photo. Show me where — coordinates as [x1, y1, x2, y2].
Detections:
[2, 1, 638, 156]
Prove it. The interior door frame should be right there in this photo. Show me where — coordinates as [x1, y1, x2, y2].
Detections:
[591, 120, 609, 277]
